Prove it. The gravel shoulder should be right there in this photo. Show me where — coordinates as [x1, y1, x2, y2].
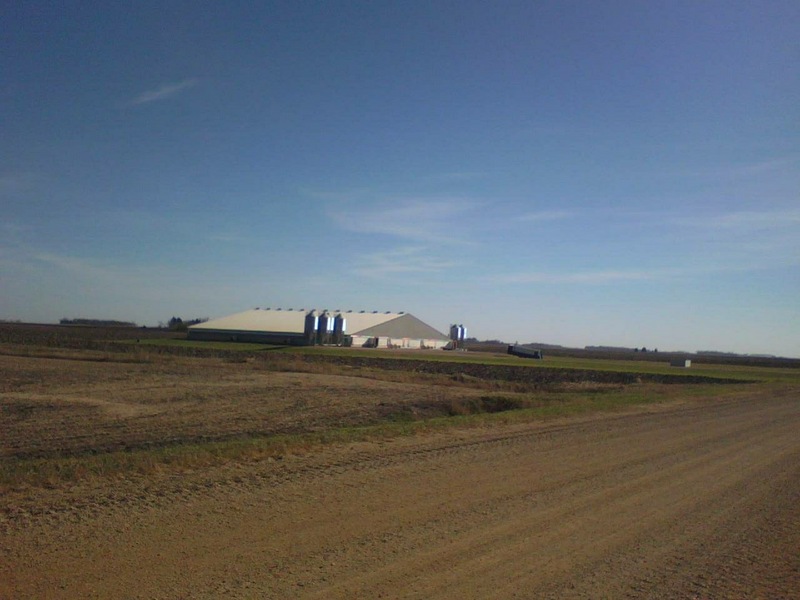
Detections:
[2, 390, 798, 599]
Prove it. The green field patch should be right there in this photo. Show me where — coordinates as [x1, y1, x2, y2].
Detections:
[112, 339, 798, 383]
[288, 347, 796, 383]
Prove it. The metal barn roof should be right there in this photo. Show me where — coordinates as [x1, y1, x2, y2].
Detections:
[189, 308, 307, 334]
[189, 308, 448, 339]
[353, 313, 449, 340]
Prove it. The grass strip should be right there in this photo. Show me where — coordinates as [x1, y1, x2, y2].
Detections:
[0, 383, 744, 493]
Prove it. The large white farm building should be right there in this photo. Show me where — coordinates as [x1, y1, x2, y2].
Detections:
[187, 308, 451, 349]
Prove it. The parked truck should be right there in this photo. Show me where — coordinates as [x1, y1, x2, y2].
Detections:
[508, 345, 543, 359]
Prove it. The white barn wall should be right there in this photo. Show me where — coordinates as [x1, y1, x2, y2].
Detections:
[191, 308, 450, 349]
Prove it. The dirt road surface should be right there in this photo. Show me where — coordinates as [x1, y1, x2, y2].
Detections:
[2, 393, 798, 599]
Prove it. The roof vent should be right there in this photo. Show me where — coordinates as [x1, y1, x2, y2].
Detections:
[277, 307, 282, 311]
[360, 310, 365, 313]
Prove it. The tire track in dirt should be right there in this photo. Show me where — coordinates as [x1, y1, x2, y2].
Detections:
[295, 400, 798, 598]
[0, 393, 783, 524]
[2, 393, 798, 599]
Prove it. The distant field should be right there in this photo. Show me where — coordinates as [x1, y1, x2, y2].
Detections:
[3, 323, 798, 600]
[2, 323, 798, 497]
[4, 322, 799, 387]
[289, 345, 784, 380]
[106, 338, 792, 384]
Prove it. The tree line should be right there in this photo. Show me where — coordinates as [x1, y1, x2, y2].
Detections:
[163, 316, 208, 331]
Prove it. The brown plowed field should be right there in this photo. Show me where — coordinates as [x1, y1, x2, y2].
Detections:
[0, 352, 496, 459]
[2, 363, 798, 599]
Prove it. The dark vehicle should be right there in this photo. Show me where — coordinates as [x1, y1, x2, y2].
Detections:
[508, 345, 543, 359]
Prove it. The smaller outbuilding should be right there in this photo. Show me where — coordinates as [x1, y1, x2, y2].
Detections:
[670, 358, 692, 368]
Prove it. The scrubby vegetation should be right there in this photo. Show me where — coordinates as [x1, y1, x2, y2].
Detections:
[2, 322, 797, 493]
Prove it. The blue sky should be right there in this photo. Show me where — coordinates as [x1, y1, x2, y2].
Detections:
[2, 1, 798, 356]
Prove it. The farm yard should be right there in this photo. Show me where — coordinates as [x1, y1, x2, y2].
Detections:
[1, 323, 799, 598]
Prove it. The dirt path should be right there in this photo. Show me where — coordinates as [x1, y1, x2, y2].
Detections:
[2, 394, 798, 599]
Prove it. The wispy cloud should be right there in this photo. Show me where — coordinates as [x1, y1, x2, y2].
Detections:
[28, 251, 189, 289]
[670, 208, 800, 264]
[0, 244, 225, 324]
[492, 269, 662, 285]
[684, 154, 799, 180]
[128, 78, 199, 106]
[332, 198, 478, 242]
[301, 187, 374, 202]
[33, 252, 132, 281]
[0, 172, 39, 195]
[733, 155, 799, 176]
[698, 208, 800, 231]
[517, 210, 573, 222]
[433, 171, 487, 182]
[0, 221, 30, 238]
[491, 250, 800, 286]
[354, 246, 459, 279]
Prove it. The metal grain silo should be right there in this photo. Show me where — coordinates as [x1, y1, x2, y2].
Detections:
[304, 310, 318, 344]
[317, 311, 331, 344]
[333, 313, 346, 344]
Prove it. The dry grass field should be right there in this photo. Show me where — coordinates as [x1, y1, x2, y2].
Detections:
[1, 324, 798, 598]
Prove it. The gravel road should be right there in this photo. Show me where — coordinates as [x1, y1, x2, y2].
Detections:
[2, 392, 798, 599]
